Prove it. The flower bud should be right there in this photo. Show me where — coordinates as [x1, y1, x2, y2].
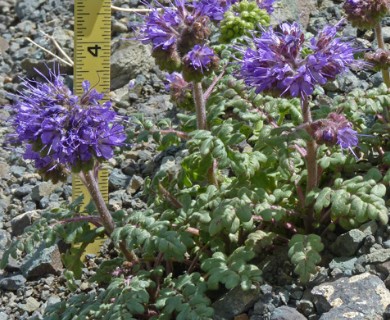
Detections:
[311, 113, 358, 153]
[364, 49, 390, 71]
[152, 47, 182, 72]
[177, 16, 212, 54]
[220, 0, 270, 43]
[165, 72, 194, 110]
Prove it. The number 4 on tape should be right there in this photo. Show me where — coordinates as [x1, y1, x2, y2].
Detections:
[73, 0, 111, 207]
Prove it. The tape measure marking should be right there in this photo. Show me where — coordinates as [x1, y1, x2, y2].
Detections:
[72, 0, 111, 205]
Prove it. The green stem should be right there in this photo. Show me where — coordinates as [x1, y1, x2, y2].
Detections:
[193, 82, 207, 130]
[301, 97, 318, 232]
[80, 170, 138, 263]
[375, 23, 390, 88]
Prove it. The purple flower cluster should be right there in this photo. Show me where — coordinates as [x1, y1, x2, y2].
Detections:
[240, 22, 361, 99]
[138, 0, 221, 77]
[258, 0, 277, 14]
[139, 0, 214, 52]
[343, 0, 388, 29]
[194, 0, 237, 21]
[184, 44, 216, 72]
[139, 6, 181, 50]
[9, 69, 126, 173]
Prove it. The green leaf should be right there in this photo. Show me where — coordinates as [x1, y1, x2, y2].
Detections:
[331, 190, 350, 217]
[370, 184, 386, 198]
[209, 217, 224, 236]
[364, 168, 382, 182]
[236, 204, 252, 222]
[288, 234, 323, 283]
[314, 187, 333, 213]
[245, 230, 276, 253]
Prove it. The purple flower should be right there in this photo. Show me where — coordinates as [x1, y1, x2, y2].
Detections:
[8, 68, 126, 174]
[194, 0, 237, 21]
[337, 127, 358, 150]
[139, 8, 181, 50]
[240, 22, 362, 99]
[165, 72, 192, 92]
[184, 44, 215, 72]
[343, 0, 388, 29]
[138, 0, 212, 52]
[258, 0, 277, 14]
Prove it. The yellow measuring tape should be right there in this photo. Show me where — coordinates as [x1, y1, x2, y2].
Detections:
[72, 0, 111, 259]
[72, 0, 111, 205]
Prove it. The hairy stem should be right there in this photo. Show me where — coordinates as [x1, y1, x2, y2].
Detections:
[208, 159, 219, 187]
[80, 170, 138, 263]
[193, 82, 207, 130]
[58, 216, 103, 228]
[375, 23, 390, 88]
[301, 97, 318, 232]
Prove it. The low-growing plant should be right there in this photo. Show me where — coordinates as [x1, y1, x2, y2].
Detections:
[3, 0, 390, 318]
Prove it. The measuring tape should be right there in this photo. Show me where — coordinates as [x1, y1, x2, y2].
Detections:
[72, 0, 111, 205]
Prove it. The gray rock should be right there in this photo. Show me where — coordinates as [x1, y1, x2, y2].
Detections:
[0, 162, 10, 179]
[51, 27, 73, 48]
[0, 274, 26, 291]
[0, 229, 10, 260]
[21, 244, 63, 279]
[11, 210, 40, 236]
[338, 71, 369, 92]
[23, 201, 36, 212]
[31, 181, 59, 202]
[10, 165, 26, 178]
[358, 248, 390, 265]
[270, 306, 306, 320]
[330, 229, 366, 257]
[359, 220, 378, 236]
[213, 285, 260, 320]
[383, 240, 390, 249]
[18, 296, 40, 313]
[382, 27, 390, 43]
[39, 196, 50, 209]
[126, 175, 144, 195]
[138, 150, 153, 162]
[297, 299, 314, 317]
[138, 95, 174, 121]
[15, 0, 45, 19]
[109, 169, 130, 190]
[312, 273, 390, 319]
[0, 312, 8, 320]
[272, 0, 318, 28]
[12, 185, 32, 198]
[112, 20, 128, 33]
[108, 190, 124, 211]
[328, 257, 357, 276]
[4, 255, 22, 272]
[110, 40, 154, 90]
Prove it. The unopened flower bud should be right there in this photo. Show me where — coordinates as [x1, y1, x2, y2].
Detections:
[152, 47, 182, 73]
[311, 113, 358, 154]
[177, 16, 211, 54]
[364, 49, 390, 71]
[165, 72, 194, 110]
